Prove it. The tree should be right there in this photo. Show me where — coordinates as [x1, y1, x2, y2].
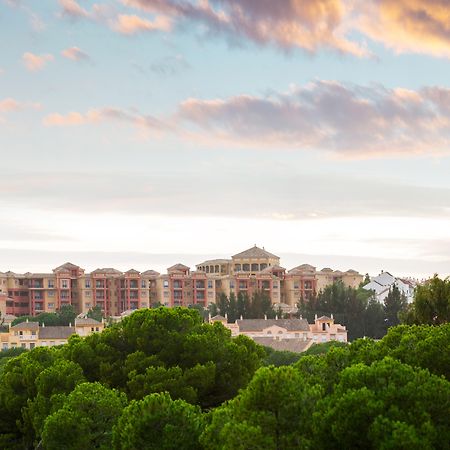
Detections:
[405, 276, 450, 325]
[314, 357, 450, 449]
[201, 366, 322, 450]
[112, 392, 204, 450]
[217, 293, 229, 317]
[87, 305, 103, 322]
[41, 382, 127, 450]
[228, 292, 237, 322]
[57, 304, 77, 326]
[384, 285, 408, 328]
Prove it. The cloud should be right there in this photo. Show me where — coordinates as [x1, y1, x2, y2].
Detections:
[122, 0, 366, 55]
[22, 52, 54, 71]
[42, 107, 164, 130]
[148, 54, 190, 75]
[0, 98, 41, 119]
[355, 0, 450, 58]
[58, 0, 89, 19]
[61, 46, 90, 61]
[112, 14, 172, 34]
[2, 170, 450, 221]
[175, 81, 450, 157]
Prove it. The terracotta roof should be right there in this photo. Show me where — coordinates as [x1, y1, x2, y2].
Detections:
[237, 318, 309, 332]
[252, 337, 312, 353]
[197, 259, 231, 265]
[141, 270, 160, 277]
[75, 318, 102, 326]
[39, 326, 75, 339]
[91, 268, 123, 275]
[53, 262, 82, 272]
[290, 264, 316, 272]
[261, 265, 286, 274]
[232, 245, 279, 260]
[11, 321, 39, 330]
[167, 263, 190, 272]
[125, 269, 140, 275]
[316, 315, 333, 321]
[211, 315, 227, 321]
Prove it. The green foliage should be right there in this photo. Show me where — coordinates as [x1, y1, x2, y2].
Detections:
[384, 285, 408, 327]
[87, 305, 104, 322]
[201, 366, 322, 450]
[41, 382, 127, 450]
[314, 357, 450, 449]
[112, 392, 204, 450]
[218, 291, 276, 321]
[11, 304, 77, 327]
[299, 281, 387, 340]
[302, 340, 348, 356]
[404, 276, 450, 325]
[262, 348, 302, 366]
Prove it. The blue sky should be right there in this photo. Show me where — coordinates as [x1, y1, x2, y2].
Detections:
[1, 0, 450, 277]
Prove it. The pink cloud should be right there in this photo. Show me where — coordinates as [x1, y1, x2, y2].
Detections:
[61, 46, 90, 61]
[113, 14, 172, 34]
[0, 98, 20, 113]
[122, 0, 366, 55]
[22, 52, 54, 71]
[176, 82, 450, 157]
[58, 0, 89, 19]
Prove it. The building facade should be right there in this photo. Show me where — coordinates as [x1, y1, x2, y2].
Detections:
[0, 245, 364, 317]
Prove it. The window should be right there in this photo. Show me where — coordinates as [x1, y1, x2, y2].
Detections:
[85, 279, 91, 288]
[163, 280, 169, 288]
[230, 281, 235, 289]
[243, 264, 250, 272]
[141, 280, 146, 288]
[251, 263, 259, 272]
[48, 291, 54, 297]
[30, 343, 35, 349]
[85, 291, 91, 297]
[48, 303, 54, 308]
[234, 264, 241, 272]
[61, 280, 68, 289]
[85, 302, 91, 308]
[208, 280, 213, 289]
[48, 280, 54, 288]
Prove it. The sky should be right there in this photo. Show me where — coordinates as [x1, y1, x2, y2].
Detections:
[1, 0, 450, 278]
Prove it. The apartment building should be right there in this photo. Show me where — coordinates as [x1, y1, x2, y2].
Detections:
[210, 314, 347, 352]
[0, 317, 104, 350]
[0, 245, 364, 317]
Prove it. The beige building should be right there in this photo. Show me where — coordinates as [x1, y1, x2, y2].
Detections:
[0, 317, 104, 350]
[210, 314, 347, 352]
[1, 246, 364, 317]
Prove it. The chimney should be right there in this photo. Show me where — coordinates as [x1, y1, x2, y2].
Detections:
[42, 322, 45, 327]
[275, 315, 278, 320]
[26, 318, 29, 323]
[331, 313, 334, 320]
[208, 312, 211, 321]
[314, 314, 317, 320]
[264, 314, 267, 320]
[69, 322, 72, 327]
[225, 313, 228, 320]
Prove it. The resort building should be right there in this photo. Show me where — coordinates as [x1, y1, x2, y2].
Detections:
[0, 317, 104, 350]
[0, 245, 364, 317]
[210, 314, 347, 353]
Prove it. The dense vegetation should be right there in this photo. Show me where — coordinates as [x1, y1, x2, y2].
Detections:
[0, 278, 449, 449]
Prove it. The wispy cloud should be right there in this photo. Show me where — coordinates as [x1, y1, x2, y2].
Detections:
[0, 98, 41, 114]
[42, 107, 164, 130]
[175, 82, 450, 158]
[122, 0, 366, 55]
[22, 52, 54, 71]
[112, 14, 172, 34]
[149, 54, 190, 75]
[40, 81, 450, 158]
[61, 46, 90, 61]
[355, 0, 450, 58]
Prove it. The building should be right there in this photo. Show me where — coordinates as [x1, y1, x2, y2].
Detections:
[210, 314, 347, 353]
[0, 317, 104, 351]
[0, 245, 365, 317]
[363, 271, 416, 303]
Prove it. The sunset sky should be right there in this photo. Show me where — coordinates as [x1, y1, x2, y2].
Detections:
[1, 0, 450, 277]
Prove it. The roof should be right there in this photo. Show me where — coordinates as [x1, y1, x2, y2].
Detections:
[319, 268, 333, 273]
[11, 321, 39, 330]
[211, 315, 227, 321]
[260, 265, 286, 274]
[141, 270, 160, 277]
[252, 337, 312, 353]
[39, 326, 75, 340]
[237, 318, 309, 332]
[290, 264, 316, 272]
[75, 318, 102, 326]
[316, 315, 333, 321]
[125, 269, 140, 275]
[167, 263, 190, 272]
[232, 245, 279, 260]
[197, 259, 231, 266]
[53, 262, 82, 272]
[91, 268, 123, 275]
